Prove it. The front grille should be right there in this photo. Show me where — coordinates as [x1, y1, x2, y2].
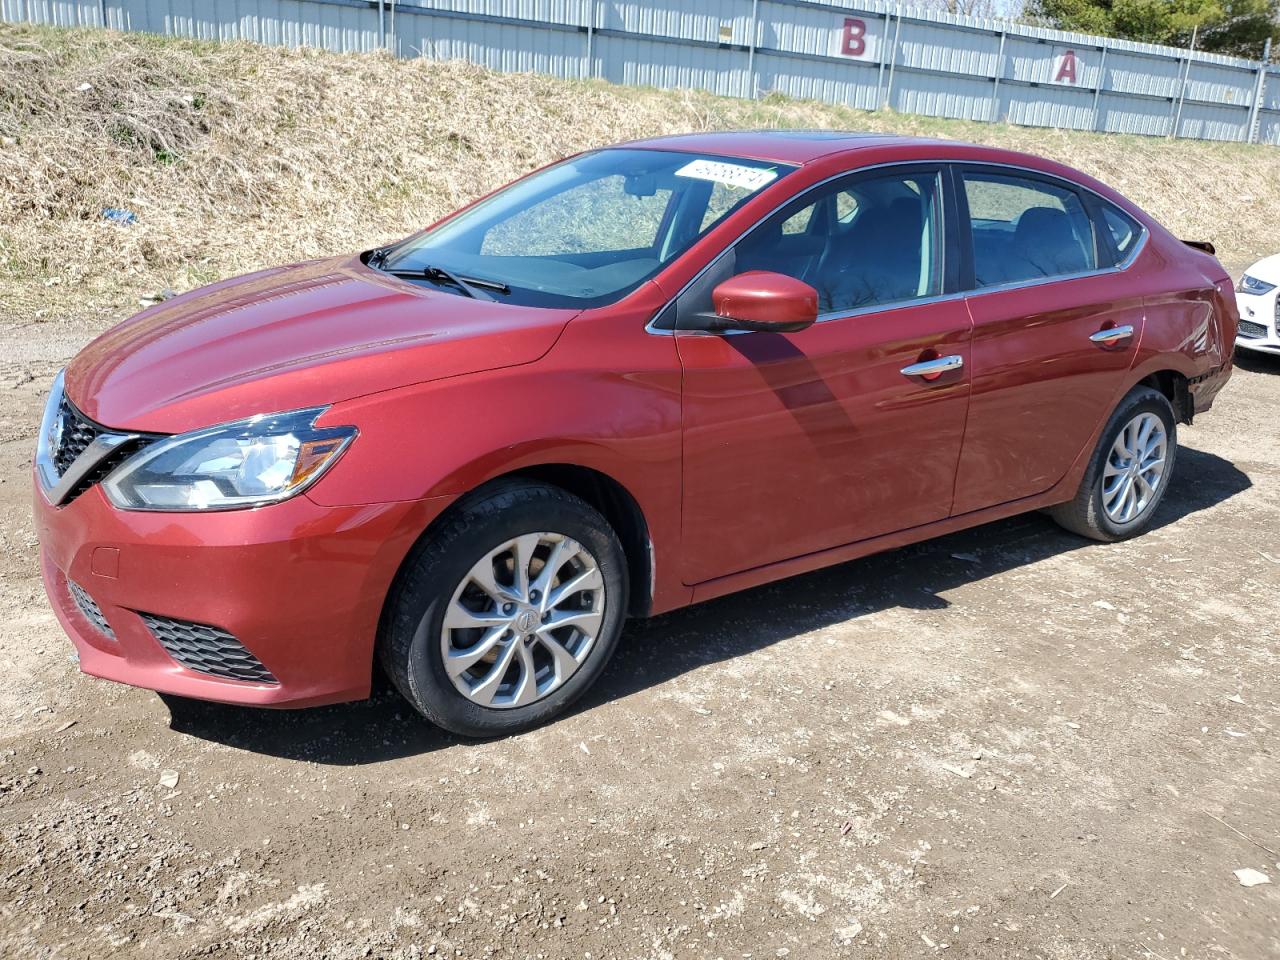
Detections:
[1239, 319, 1267, 339]
[140, 614, 278, 684]
[69, 442, 148, 500]
[49, 397, 152, 503]
[53, 397, 100, 475]
[67, 580, 113, 638]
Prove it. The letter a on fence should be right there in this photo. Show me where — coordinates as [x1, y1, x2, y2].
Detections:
[1054, 49, 1078, 84]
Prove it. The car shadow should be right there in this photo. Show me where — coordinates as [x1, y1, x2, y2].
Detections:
[163, 444, 1250, 765]
[160, 682, 458, 764]
[1234, 347, 1280, 375]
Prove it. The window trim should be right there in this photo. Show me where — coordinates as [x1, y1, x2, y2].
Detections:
[951, 161, 1149, 298]
[649, 161, 956, 335]
[645, 159, 1149, 336]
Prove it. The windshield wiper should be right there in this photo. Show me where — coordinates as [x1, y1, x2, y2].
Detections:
[424, 265, 506, 301]
[378, 260, 509, 302]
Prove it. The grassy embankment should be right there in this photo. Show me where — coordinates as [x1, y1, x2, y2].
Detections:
[2, 21, 1276, 318]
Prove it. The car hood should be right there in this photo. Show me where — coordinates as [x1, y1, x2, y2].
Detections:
[65, 256, 577, 433]
[1244, 253, 1280, 284]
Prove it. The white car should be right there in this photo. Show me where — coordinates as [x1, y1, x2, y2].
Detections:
[1236, 254, 1280, 354]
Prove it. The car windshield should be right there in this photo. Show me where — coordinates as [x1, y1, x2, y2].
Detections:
[374, 148, 793, 308]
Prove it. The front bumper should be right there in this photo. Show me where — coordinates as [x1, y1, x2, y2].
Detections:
[1235, 290, 1280, 354]
[35, 481, 452, 708]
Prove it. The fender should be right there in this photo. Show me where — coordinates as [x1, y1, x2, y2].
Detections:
[310, 300, 691, 613]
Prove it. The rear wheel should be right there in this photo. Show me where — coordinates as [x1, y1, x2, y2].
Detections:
[380, 480, 627, 737]
[1049, 385, 1177, 542]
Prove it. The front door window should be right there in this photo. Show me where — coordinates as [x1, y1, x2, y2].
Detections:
[734, 170, 944, 315]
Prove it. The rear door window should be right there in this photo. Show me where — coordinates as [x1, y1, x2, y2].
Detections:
[961, 171, 1097, 288]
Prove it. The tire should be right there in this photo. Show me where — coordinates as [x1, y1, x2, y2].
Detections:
[379, 480, 628, 737]
[1048, 385, 1177, 542]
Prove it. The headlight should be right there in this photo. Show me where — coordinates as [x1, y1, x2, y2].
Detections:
[103, 407, 355, 511]
[35, 368, 66, 493]
[1237, 273, 1277, 296]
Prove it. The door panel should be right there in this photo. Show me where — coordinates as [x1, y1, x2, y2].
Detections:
[952, 273, 1143, 515]
[949, 166, 1145, 516]
[677, 300, 972, 585]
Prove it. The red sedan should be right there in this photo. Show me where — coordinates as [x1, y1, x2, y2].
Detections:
[34, 132, 1236, 736]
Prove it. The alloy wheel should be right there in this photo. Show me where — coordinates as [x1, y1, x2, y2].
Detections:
[1102, 412, 1168, 524]
[439, 533, 605, 709]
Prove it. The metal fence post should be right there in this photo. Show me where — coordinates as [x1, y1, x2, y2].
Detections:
[389, 0, 396, 56]
[1247, 37, 1271, 143]
[1090, 45, 1108, 132]
[98, 0, 107, 28]
[1171, 26, 1196, 138]
[875, 10, 891, 107]
[1171, 55, 1189, 137]
[583, 0, 596, 80]
[988, 28, 1006, 123]
[745, 0, 759, 99]
[884, 3, 903, 110]
[378, 0, 385, 53]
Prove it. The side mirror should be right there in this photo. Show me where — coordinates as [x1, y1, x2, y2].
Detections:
[710, 271, 818, 333]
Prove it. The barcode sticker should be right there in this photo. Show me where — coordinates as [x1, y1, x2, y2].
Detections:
[675, 159, 778, 192]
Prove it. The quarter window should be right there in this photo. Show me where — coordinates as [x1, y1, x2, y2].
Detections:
[1100, 204, 1141, 264]
[961, 172, 1097, 287]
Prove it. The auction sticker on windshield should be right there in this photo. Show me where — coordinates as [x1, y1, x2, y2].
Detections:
[675, 159, 778, 192]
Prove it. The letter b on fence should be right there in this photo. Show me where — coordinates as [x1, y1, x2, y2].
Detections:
[841, 18, 867, 58]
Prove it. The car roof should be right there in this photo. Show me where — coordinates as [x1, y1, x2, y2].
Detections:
[618, 130, 964, 166]
[612, 130, 1131, 213]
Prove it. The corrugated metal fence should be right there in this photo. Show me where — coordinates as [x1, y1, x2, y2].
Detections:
[6, 0, 1279, 145]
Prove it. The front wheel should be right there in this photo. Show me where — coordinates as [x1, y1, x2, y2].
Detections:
[379, 481, 628, 737]
[1049, 385, 1177, 542]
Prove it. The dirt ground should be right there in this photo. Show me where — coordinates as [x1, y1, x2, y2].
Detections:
[0, 294, 1278, 960]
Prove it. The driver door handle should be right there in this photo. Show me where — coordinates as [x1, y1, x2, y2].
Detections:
[1089, 324, 1134, 345]
[900, 354, 964, 378]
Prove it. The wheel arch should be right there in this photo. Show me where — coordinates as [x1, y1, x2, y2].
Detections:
[501, 463, 654, 619]
[381, 462, 656, 631]
[1136, 369, 1193, 424]
[1050, 362, 1191, 510]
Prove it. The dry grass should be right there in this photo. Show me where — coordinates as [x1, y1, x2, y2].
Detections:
[1, 22, 1276, 316]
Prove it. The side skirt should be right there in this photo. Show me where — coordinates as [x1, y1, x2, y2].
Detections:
[688, 485, 1075, 605]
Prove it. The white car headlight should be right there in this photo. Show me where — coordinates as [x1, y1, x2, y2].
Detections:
[1237, 273, 1277, 296]
[103, 407, 356, 511]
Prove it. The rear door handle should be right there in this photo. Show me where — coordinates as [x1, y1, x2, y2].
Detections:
[900, 355, 964, 378]
[1089, 324, 1134, 345]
